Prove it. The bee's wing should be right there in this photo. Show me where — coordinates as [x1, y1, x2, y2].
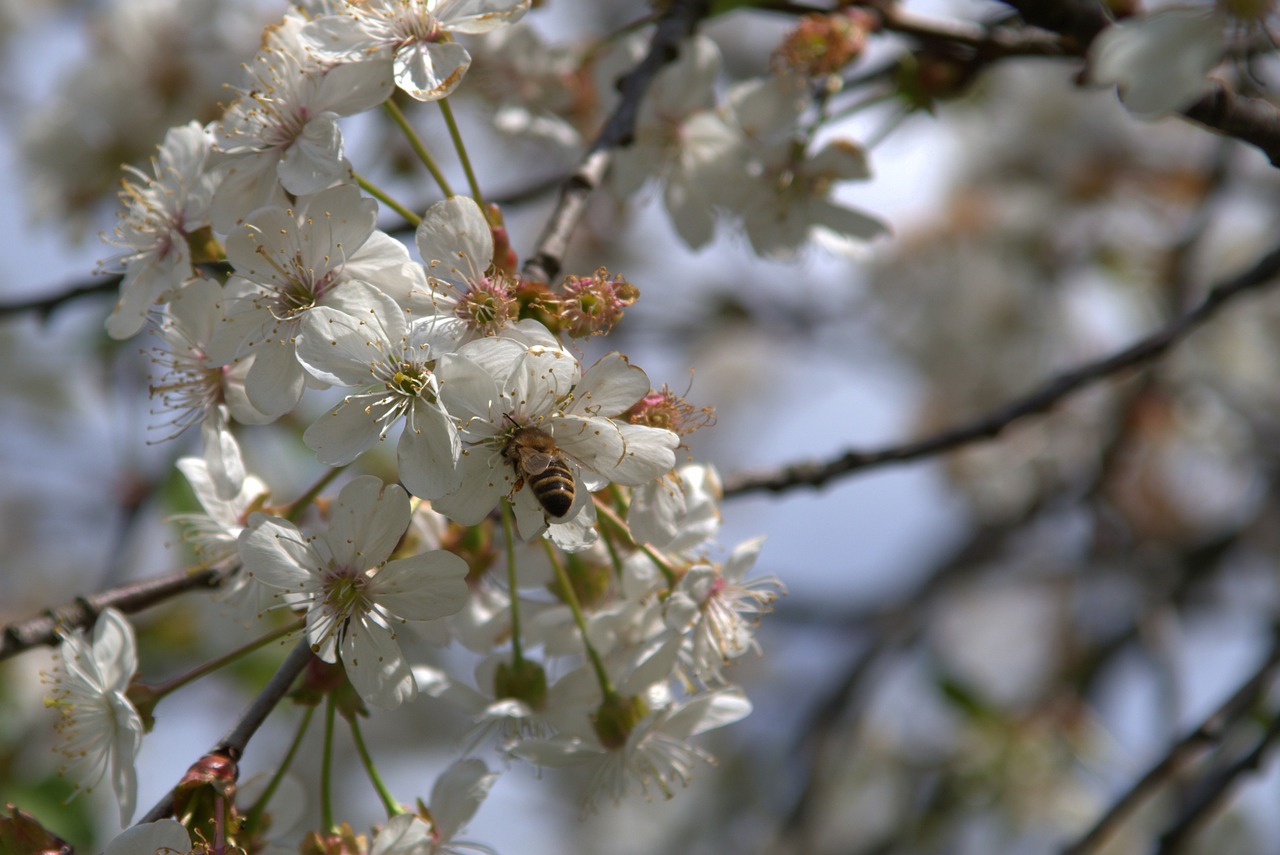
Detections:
[523, 452, 555, 475]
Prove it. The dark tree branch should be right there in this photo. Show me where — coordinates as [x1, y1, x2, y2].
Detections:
[136, 639, 314, 825]
[722, 240, 1280, 498]
[1155, 708, 1280, 854]
[0, 275, 121, 321]
[996, 0, 1280, 166]
[877, 5, 1067, 57]
[0, 568, 222, 662]
[1062, 638, 1280, 855]
[522, 0, 713, 285]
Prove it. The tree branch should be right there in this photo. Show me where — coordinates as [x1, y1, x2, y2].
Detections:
[0, 568, 222, 662]
[1062, 637, 1280, 855]
[722, 240, 1280, 497]
[1155, 709, 1280, 854]
[136, 639, 314, 825]
[996, 0, 1280, 165]
[0, 275, 121, 321]
[521, 0, 713, 285]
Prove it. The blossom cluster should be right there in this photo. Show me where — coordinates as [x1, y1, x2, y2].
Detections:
[46, 1, 799, 850]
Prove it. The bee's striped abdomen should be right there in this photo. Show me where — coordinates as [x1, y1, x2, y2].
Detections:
[529, 458, 574, 519]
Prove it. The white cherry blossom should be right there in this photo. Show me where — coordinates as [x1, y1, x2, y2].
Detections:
[1088, 6, 1227, 117]
[414, 195, 525, 339]
[295, 282, 466, 499]
[172, 444, 269, 567]
[217, 184, 423, 418]
[369, 760, 497, 855]
[738, 136, 887, 258]
[103, 120, 219, 340]
[434, 336, 679, 550]
[212, 32, 393, 230]
[302, 0, 531, 102]
[628, 463, 723, 552]
[44, 608, 144, 825]
[150, 278, 273, 498]
[663, 537, 783, 685]
[610, 35, 741, 249]
[237, 475, 469, 708]
[514, 685, 752, 807]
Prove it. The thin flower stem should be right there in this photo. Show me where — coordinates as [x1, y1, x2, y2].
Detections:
[244, 703, 316, 833]
[598, 486, 631, 580]
[501, 500, 525, 666]
[350, 713, 404, 818]
[321, 693, 337, 833]
[383, 99, 455, 198]
[438, 97, 484, 210]
[286, 467, 344, 522]
[593, 498, 677, 586]
[354, 172, 421, 227]
[598, 514, 628, 582]
[542, 539, 615, 699]
[149, 617, 305, 700]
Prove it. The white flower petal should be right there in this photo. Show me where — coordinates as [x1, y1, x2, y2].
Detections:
[245, 339, 307, 418]
[370, 552, 469, 621]
[109, 692, 143, 824]
[278, 112, 347, 196]
[342, 614, 415, 709]
[1088, 7, 1225, 116]
[397, 403, 464, 500]
[371, 814, 433, 855]
[395, 40, 471, 101]
[303, 392, 391, 466]
[436, 0, 531, 34]
[569, 352, 650, 417]
[324, 476, 409, 569]
[92, 609, 138, 690]
[430, 759, 498, 841]
[314, 57, 395, 116]
[664, 686, 753, 739]
[611, 424, 680, 485]
[416, 195, 494, 291]
[238, 516, 315, 592]
[432, 452, 510, 525]
[104, 820, 191, 855]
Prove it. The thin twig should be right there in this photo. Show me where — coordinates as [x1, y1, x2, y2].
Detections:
[522, 0, 713, 285]
[722, 240, 1280, 497]
[0, 275, 121, 320]
[136, 639, 314, 825]
[1061, 638, 1280, 855]
[0, 568, 223, 662]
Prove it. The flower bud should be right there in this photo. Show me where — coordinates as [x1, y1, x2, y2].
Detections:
[485, 203, 519, 274]
[591, 692, 649, 750]
[173, 752, 238, 842]
[493, 658, 549, 711]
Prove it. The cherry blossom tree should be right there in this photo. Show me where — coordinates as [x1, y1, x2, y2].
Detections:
[4, 0, 1280, 853]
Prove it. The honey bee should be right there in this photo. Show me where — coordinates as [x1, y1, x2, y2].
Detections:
[503, 426, 575, 519]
